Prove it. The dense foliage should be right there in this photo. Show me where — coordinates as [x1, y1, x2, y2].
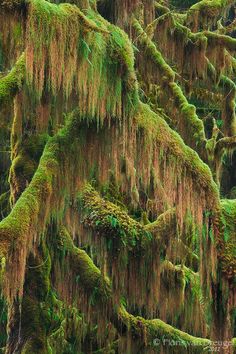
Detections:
[0, 0, 235, 353]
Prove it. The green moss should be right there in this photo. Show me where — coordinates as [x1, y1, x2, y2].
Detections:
[11, 155, 37, 180]
[48, 300, 84, 354]
[118, 307, 211, 352]
[79, 184, 152, 250]
[144, 208, 176, 234]
[205, 31, 236, 52]
[0, 53, 25, 104]
[59, 226, 111, 301]
[9, 134, 49, 202]
[26, 0, 138, 122]
[132, 19, 207, 153]
[0, 0, 234, 347]
[154, 2, 170, 15]
[101, 175, 126, 209]
[0, 115, 81, 300]
[187, 0, 235, 30]
[219, 199, 236, 277]
[19, 244, 53, 354]
[136, 102, 219, 203]
[161, 260, 186, 290]
[55, 227, 213, 352]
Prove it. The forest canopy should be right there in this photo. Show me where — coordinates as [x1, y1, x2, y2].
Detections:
[0, 0, 235, 353]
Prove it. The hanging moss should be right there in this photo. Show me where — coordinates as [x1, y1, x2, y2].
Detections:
[160, 260, 186, 306]
[54, 227, 213, 352]
[0, 115, 77, 301]
[0, 0, 235, 349]
[187, 0, 235, 31]
[132, 18, 207, 155]
[219, 199, 236, 277]
[25, 0, 138, 124]
[59, 226, 112, 299]
[9, 133, 49, 203]
[146, 6, 236, 151]
[136, 102, 218, 203]
[117, 307, 211, 352]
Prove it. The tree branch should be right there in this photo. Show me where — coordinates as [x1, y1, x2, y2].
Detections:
[80, 184, 154, 251]
[187, 0, 235, 31]
[215, 136, 236, 160]
[0, 53, 25, 105]
[132, 18, 207, 156]
[58, 227, 213, 352]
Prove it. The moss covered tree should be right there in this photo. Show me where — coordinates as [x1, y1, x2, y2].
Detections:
[0, 0, 235, 352]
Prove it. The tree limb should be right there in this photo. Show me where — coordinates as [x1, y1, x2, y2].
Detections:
[0, 53, 25, 105]
[58, 227, 213, 352]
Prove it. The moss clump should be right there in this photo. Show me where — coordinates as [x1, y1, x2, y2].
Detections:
[79, 184, 152, 250]
[144, 208, 176, 239]
[0, 53, 25, 104]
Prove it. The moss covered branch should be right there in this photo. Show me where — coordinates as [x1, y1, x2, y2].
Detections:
[215, 136, 236, 160]
[144, 208, 176, 234]
[136, 103, 219, 203]
[117, 307, 211, 352]
[216, 18, 236, 35]
[80, 184, 153, 250]
[0, 115, 80, 300]
[58, 227, 214, 352]
[133, 19, 207, 155]
[0, 53, 25, 104]
[187, 0, 235, 31]
[58, 226, 112, 300]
